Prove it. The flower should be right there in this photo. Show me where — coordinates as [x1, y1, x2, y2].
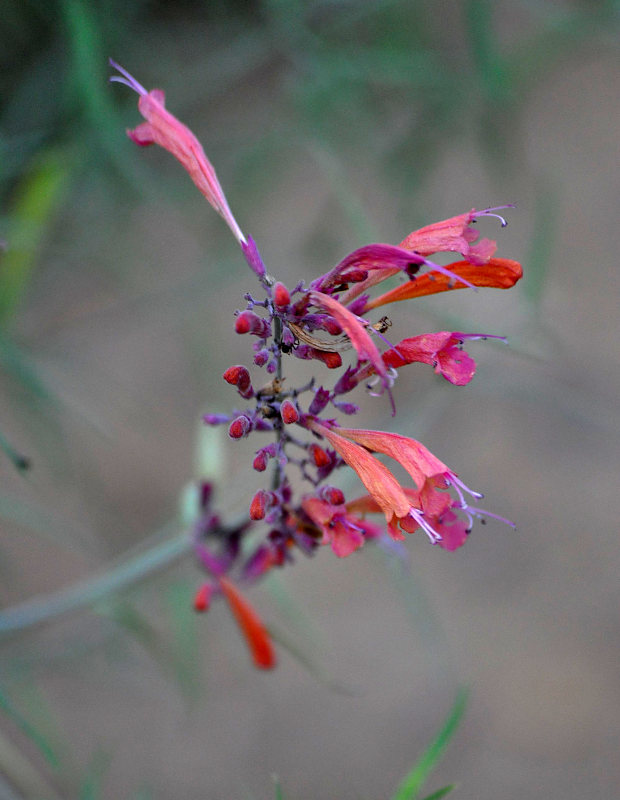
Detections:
[364, 258, 523, 311]
[327, 206, 514, 305]
[301, 495, 382, 557]
[219, 576, 276, 669]
[306, 419, 512, 547]
[109, 59, 245, 243]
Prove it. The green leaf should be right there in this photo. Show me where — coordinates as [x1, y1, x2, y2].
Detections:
[391, 688, 467, 800]
[0, 149, 72, 325]
[0, 683, 61, 767]
[78, 750, 111, 800]
[419, 785, 456, 800]
[272, 773, 284, 800]
[0, 728, 63, 800]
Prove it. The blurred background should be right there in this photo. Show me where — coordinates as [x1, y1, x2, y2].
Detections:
[1, 1, 619, 798]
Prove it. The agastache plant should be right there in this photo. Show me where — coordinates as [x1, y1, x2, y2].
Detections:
[110, 60, 522, 670]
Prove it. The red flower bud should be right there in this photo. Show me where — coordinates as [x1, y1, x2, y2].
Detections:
[322, 319, 343, 336]
[250, 489, 272, 520]
[310, 444, 330, 468]
[193, 583, 213, 612]
[222, 365, 253, 398]
[321, 486, 345, 506]
[280, 399, 299, 424]
[274, 282, 290, 308]
[235, 311, 270, 337]
[253, 451, 268, 472]
[312, 349, 342, 369]
[229, 415, 251, 439]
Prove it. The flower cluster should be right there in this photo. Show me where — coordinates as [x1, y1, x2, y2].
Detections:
[111, 61, 522, 668]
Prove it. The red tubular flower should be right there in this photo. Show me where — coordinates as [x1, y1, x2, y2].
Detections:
[306, 419, 510, 546]
[219, 576, 276, 669]
[383, 332, 477, 386]
[109, 60, 245, 244]
[334, 207, 517, 305]
[398, 208, 498, 265]
[305, 419, 411, 524]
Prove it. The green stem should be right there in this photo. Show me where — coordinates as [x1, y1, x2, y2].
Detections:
[0, 523, 191, 637]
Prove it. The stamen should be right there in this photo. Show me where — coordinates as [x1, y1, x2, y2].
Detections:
[466, 506, 516, 529]
[475, 205, 516, 228]
[408, 508, 443, 544]
[108, 59, 148, 96]
[448, 473, 484, 501]
[423, 257, 477, 290]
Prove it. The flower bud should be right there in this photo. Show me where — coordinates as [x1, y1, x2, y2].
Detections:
[203, 413, 230, 426]
[322, 319, 343, 336]
[280, 399, 299, 424]
[332, 401, 359, 415]
[193, 583, 213, 613]
[253, 451, 268, 472]
[222, 365, 253, 398]
[228, 415, 251, 439]
[309, 387, 330, 415]
[310, 444, 330, 468]
[274, 282, 290, 308]
[254, 349, 270, 367]
[235, 311, 270, 337]
[250, 489, 273, 520]
[313, 350, 342, 369]
[320, 486, 345, 506]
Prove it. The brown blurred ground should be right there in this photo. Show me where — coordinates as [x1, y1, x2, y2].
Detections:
[1, 10, 619, 800]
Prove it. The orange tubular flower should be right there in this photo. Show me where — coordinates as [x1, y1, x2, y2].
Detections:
[364, 258, 523, 311]
[305, 419, 412, 524]
[305, 419, 510, 547]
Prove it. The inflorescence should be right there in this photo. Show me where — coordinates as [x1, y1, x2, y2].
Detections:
[110, 60, 522, 668]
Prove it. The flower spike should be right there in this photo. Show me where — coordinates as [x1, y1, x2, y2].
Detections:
[111, 68, 522, 668]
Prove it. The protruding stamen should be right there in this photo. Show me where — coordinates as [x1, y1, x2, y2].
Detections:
[108, 59, 148, 96]
[475, 205, 516, 228]
[408, 507, 443, 544]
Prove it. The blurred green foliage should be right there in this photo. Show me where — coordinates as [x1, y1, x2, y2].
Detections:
[0, 1, 619, 797]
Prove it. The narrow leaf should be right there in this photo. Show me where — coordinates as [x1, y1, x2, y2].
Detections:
[391, 689, 467, 800]
[0, 684, 60, 767]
